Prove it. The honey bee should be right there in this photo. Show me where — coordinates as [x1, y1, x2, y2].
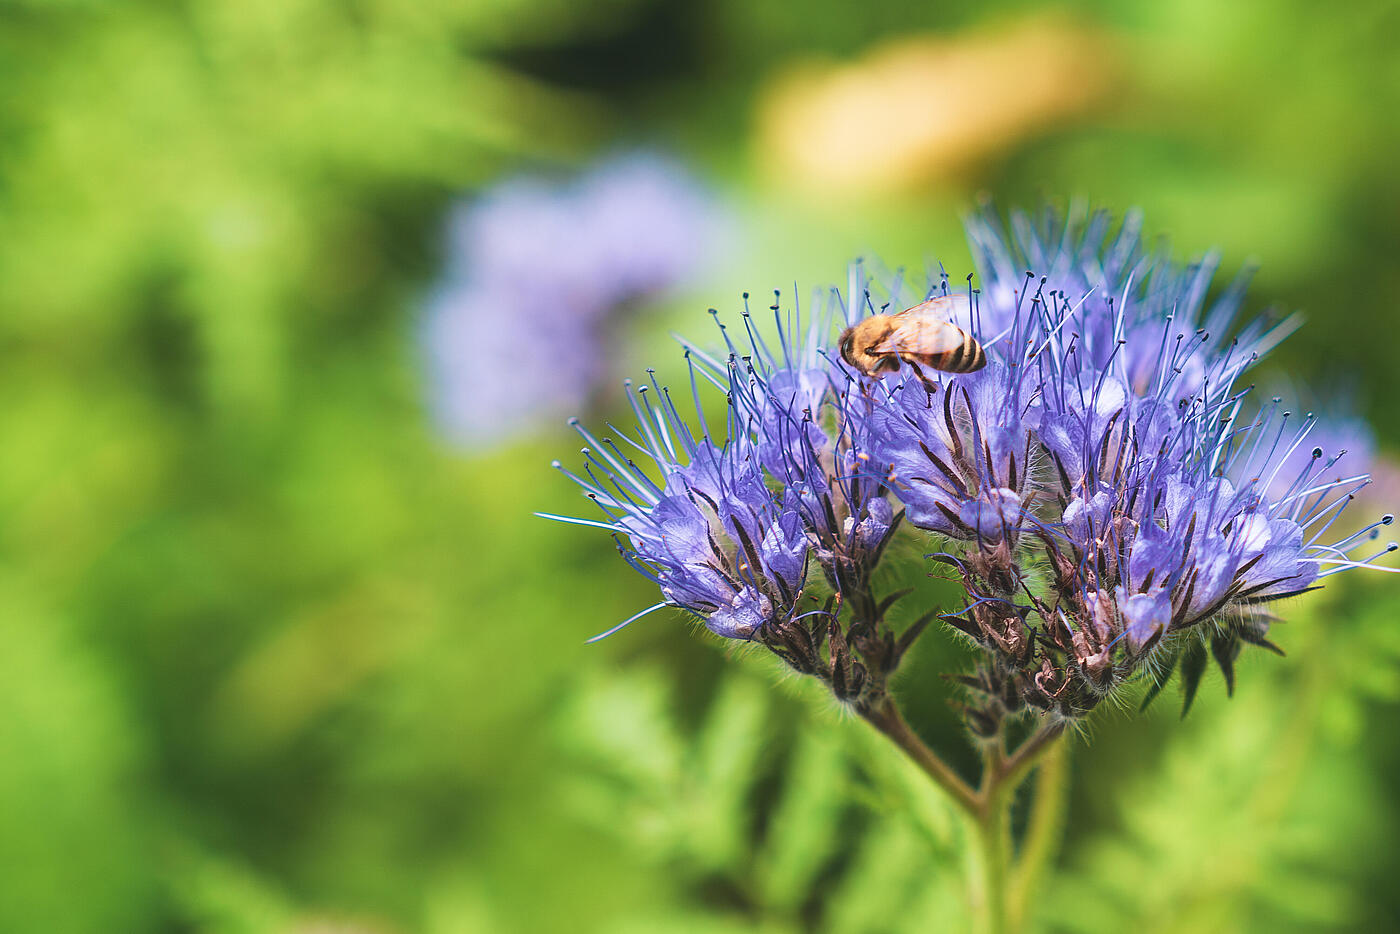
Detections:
[838, 294, 987, 389]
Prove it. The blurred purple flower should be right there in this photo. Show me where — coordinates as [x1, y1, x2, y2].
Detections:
[423, 153, 726, 446]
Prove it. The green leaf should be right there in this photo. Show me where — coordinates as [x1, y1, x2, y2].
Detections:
[821, 818, 931, 934]
[757, 731, 848, 913]
[1210, 631, 1242, 697]
[1139, 643, 1180, 712]
[1178, 636, 1210, 719]
[688, 674, 772, 869]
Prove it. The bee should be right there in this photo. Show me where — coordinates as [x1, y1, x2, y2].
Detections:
[838, 294, 987, 389]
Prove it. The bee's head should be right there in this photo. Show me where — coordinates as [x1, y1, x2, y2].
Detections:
[837, 327, 856, 365]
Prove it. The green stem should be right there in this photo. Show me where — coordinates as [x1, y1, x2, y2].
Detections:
[861, 698, 981, 816]
[860, 699, 1069, 934]
[972, 724, 1067, 934]
[994, 722, 1066, 792]
[971, 744, 1013, 934]
[971, 795, 1011, 934]
[1007, 736, 1069, 931]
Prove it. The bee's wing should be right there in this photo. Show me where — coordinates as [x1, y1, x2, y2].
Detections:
[866, 305, 965, 355]
[901, 295, 968, 317]
[899, 294, 970, 319]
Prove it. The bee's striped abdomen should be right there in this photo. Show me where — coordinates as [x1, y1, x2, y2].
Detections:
[957, 330, 987, 372]
[904, 328, 986, 374]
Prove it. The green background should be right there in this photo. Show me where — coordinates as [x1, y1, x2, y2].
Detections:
[2, 0, 1398, 931]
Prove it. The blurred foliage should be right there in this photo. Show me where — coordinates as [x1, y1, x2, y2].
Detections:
[1050, 581, 1400, 933]
[0, 0, 1397, 931]
[555, 658, 971, 932]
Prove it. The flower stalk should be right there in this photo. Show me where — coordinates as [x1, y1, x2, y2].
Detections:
[860, 698, 981, 815]
[971, 786, 1012, 934]
[1009, 738, 1071, 931]
[863, 692, 1068, 934]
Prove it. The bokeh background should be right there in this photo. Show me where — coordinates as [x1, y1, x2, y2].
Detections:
[4, 1, 1400, 931]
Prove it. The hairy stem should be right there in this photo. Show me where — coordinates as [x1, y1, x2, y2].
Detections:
[970, 743, 1014, 934]
[860, 698, 981, 816]
[994, 721, 1067, 792]
[859, 695, 1070, 933]
[970, 792, 1011, 934]
[1007, 736, 1070, 931]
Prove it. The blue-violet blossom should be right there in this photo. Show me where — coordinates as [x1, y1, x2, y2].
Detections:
[546, 204, 1396, 721]
[424, 153, 723, 446]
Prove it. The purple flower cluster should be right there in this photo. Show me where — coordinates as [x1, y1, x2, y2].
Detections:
[545, 386, 809, 642]
[548, 204, 1395, 721]
[544, 284, 911, 705]
[423, 153, 723, 446]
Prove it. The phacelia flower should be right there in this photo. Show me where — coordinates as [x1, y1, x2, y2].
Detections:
[685, 281, 902, 595]
[942, 204, 1395, 716]
[540, 381, 808, 642]
[547, 203, 1396, 725]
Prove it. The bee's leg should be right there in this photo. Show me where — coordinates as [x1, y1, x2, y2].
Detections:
[901, 355, 939, 395]
[874, 354, 901, 374]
